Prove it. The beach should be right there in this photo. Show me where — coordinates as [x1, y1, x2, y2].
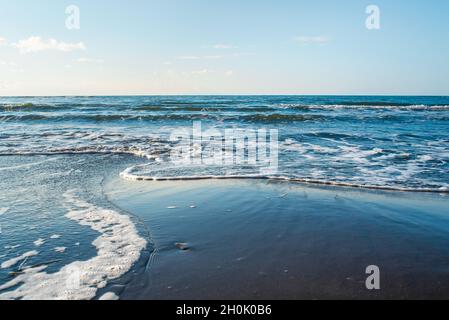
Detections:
[2, 153, 449, 299]
[107, 176, 449, 300]
[1, 95, 449, 300]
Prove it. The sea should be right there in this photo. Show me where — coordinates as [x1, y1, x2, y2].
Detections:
[1, 95, 449, 299]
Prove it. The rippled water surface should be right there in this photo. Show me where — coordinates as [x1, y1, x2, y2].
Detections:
[1, 96, 449, 191]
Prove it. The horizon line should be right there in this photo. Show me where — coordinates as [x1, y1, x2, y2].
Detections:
[1, 94, 449, 98]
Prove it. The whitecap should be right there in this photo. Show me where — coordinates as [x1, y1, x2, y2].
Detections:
[33, 239, 45, 247]
[54, 247, 67, 253]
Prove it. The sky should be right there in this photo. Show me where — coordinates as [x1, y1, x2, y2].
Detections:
[0, 0, 448, 96]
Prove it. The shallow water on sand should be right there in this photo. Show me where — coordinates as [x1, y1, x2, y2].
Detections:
[106, 178, 449, 300]
[0, 154, 150, 300]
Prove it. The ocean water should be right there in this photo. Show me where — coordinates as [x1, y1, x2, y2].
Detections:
[1, 95, 449, 191]
[1, 95, 449, 299]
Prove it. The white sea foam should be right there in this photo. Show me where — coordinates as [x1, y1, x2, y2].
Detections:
[33, 238, 45, 247]
[99, 292, 119, 300]
[0, 190, 147, 300]
[1, 251, 38, 269]
[0, 207, 9, 216]
[120, 164, 449, 193]
[281, 104, 449, 111]
[4, 244, 21, 250]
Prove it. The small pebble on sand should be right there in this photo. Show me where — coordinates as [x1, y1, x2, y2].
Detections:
[175, 243, 190, 251]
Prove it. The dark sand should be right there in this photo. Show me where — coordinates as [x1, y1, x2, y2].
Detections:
[105, 178, 449, 300]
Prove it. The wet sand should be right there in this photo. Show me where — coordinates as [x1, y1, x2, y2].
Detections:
[104, 177, 449, 300]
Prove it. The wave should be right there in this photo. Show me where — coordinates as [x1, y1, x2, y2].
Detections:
[0, 148, 158, 159]
[3, 101, 449, 114]
[4, 112, 414, 123]
[0, 113, 327, 123]
[120, 164, 449, 194]
[281, 104, 449, 111]
[0, 146, 447, 194]
[136, 105, 277, 112]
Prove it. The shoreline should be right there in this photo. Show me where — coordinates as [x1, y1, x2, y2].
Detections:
[1, 153, 449, 299]
[121, 166, 449, 194]
[106, 176, 449, 300]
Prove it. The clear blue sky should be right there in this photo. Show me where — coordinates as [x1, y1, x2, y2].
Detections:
[0, 0, 448, 96]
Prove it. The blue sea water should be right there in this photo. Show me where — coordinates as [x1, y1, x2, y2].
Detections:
[1, 95, 449, 191]
[1, 95, 449, 299]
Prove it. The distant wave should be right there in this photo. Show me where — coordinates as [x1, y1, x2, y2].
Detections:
[281, 104, 449, 111]
[3, 102, 449, 113]
[4, 112, 449, 123]
[0, 113, 326, 123]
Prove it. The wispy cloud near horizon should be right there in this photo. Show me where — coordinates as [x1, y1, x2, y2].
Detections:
[13, 36, 86, 54]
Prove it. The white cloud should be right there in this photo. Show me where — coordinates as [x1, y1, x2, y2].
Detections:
[0, 37, 7, 46]
[213, 44, 238, 49]
[225, 70, 234, 77]
[76, 57, 104, 63]
[295, 36, 329, 44]
[13, 36, 86, 54]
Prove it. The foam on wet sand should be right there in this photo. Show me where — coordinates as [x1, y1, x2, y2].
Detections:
[0, 190, 147, 300]
[1, 251, 38, 269]
[99, 292, 119, 300]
